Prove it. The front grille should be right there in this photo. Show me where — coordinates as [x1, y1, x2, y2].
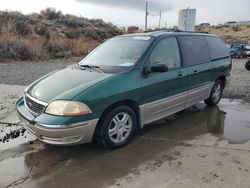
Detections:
[24, 94, 46, 115]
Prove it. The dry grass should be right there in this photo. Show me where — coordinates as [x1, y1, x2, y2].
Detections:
[197, 25, 250, 44]
[47, 32, 98, 58]
[0, 22, 99, 61]
[0, 9, 120, 62]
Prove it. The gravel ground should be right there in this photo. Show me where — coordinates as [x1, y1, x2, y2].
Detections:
[0, 58, 249, 102]
[0, 59, 75, 85]
[224, 59, 250, 102]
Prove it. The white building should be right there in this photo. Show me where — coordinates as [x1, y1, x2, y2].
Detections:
[178, 8, 196, 31]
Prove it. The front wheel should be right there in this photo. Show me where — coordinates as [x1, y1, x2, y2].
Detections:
[95, 105, 137, 149]
[204, 80, 224, 106]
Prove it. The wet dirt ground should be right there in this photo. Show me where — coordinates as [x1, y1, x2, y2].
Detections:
[1, 58, 250, 188]
[1, 92, 250, 187]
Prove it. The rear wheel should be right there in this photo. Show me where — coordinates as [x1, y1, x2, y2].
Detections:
[95, 105, 137, 149]
[204, 80, 223, 106]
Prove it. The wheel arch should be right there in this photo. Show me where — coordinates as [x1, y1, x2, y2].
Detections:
[216, 75, 226, 88]
[94, 99, 142, 138]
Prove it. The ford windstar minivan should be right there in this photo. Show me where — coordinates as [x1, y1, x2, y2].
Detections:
[16, 31, 231, 148]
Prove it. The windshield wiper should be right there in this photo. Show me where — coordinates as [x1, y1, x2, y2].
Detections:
[79, 64, 104, 73]
[73, 62, 85, 70]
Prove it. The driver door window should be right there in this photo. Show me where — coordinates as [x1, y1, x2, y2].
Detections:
[150, 37, 181, 69]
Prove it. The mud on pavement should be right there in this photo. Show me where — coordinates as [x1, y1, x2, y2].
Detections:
[1, 82, 250, 187]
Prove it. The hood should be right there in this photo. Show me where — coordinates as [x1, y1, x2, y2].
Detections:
[26, 67, 113, 103]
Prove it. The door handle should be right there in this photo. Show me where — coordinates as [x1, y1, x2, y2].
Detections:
[192, 70, 199, 75]
[177, 73, 185, 78]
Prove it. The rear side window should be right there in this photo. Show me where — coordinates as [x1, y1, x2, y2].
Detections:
[178, 35, 211, 66]
[206, 36, 229, 60]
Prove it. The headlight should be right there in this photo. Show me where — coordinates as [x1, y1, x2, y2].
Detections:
[45, 100, 92, 116]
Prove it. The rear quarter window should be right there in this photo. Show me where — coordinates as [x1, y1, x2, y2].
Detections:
[206, 36, 229, 60]
[178, 35, 211, 66]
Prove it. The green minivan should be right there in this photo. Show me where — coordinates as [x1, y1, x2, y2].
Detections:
[16, 31, 231, 148]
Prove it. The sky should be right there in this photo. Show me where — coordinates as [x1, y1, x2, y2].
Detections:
[0, 0, 249, 28]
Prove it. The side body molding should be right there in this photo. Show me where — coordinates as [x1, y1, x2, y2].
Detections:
[139, 82, 214, 128]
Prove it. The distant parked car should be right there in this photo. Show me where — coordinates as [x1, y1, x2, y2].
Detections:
[229, 44, 248, 59]
[246, 47, 250, 57]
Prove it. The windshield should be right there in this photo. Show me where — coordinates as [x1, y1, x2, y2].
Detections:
[79, 36, 153, 69]
[231, 45, 242, 49]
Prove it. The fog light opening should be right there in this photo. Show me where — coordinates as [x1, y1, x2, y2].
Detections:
[62, 135, 82, 142]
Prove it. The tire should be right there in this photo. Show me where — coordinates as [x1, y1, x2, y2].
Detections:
[204, 80, 224, 106]
[245, 60, 250, 70]
[95, 105, 137, 149]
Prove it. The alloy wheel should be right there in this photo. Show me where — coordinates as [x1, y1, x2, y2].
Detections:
[212, 83, 222, 103]
[108, 112, 133, 144]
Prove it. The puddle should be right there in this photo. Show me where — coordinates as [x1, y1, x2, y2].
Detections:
[141, 98, 250, 145]
[0, 99, 250, 188]
[218, 99, 250, 144]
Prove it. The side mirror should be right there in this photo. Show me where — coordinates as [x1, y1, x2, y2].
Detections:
[144, 63, 168, 75]
[151, 63, 168, 72]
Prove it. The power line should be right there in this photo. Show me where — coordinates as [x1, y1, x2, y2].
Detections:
[145, 2, 167, 30]
[159, 10, 161, 28]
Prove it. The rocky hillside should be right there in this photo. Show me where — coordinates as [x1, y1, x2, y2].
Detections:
[0, 8, 122, 62]
[196, 24, 250, 45]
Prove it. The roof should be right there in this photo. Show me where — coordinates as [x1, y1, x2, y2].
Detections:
[119, 30, 216, 38]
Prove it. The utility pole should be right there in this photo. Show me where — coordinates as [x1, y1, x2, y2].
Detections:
[145, 1, 148, 31]
[158, 10, 161, 29]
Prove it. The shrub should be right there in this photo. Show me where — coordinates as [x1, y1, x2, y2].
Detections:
[0, 10, 121, 61]
[46, 32, 99, 58]
[65, 29, 82, 39]
[34, 25, 49, 38]
[64, 18, 79, 28]
[46, 33, 71, 58]
[232, 26, 241, 32]
[0, 30, 46, 61]
[0, 40, 33, 60]
[40, 8, 62, 20]
[14, 21, 31, 37]
[196, 26, 202, 32]
[214, 25, 223, 29]
[127, 26, 139, 33]
[83, 26, 100, 40]
[66, 39, 98, 56]
[223, 35, 245, 44]
[95, 28, 108, 40]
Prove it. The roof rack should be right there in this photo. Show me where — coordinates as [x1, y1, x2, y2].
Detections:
[143, 29, 209, 34]
[174, 29, 210, 34]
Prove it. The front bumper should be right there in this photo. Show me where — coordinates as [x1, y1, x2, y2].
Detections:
[16, 98, 99, 145]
